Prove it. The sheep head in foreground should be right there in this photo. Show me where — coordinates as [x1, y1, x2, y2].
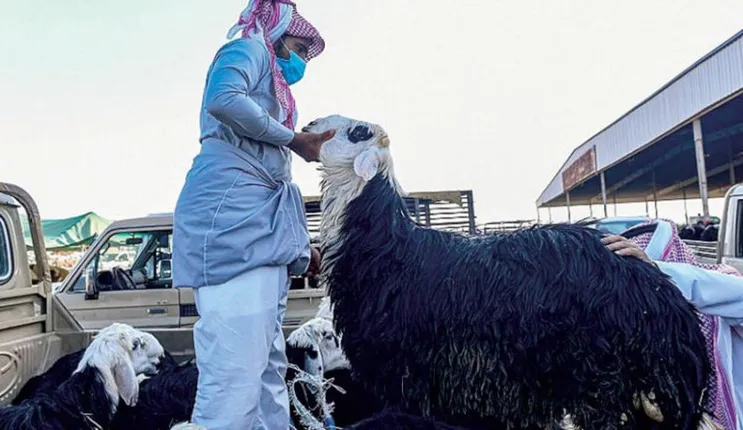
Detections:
[77, 323, 165, 409]
[304, 114, 403, 268]
[305, 114, 394, 183]
[287, 317, 349, 376]
[0, 323, 166, 430]
[304, 114, 711, 429]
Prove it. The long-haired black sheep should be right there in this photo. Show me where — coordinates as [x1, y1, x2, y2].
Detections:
[0, 323, 165, 430]
[304, 115, 712, 429]
[12, 333, 178, 405]
[286, 317, 379, 428]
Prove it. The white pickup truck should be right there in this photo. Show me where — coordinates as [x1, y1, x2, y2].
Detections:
[51, 213, 326, 360]
[0, 182, 325, 382]
[683, 184, 743, 272]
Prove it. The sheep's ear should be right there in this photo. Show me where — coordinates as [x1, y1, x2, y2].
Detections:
[354, 147, 382, 181]
[113, 358, 139, 406]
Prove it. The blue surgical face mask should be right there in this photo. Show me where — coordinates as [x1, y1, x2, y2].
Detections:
[276, 44, 306, 86]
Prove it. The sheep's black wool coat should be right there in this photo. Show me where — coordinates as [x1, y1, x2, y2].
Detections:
[12, 349, 179, 405]
[321, 368, 380, 426]
[324, 175, 710, 429]
[286, 341, 380, 428]
[111, 361, 198, 430]
[0, 366, 115, 430]
[12, 349, 86, 405]
[346, 410, 469, 429]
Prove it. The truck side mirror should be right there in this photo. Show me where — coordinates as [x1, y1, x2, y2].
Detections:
[84, 267, 99, 300]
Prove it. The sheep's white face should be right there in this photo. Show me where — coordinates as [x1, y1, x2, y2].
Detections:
[76, 323, 166, 411]
[303, 114, 392, 182]
[133, 331, 166, 376]
[287, 318, 350, 376]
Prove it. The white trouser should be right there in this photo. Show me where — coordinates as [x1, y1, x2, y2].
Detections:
[191, 266, 290, 430]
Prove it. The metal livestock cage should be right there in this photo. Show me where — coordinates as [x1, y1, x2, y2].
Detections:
[303, 190, 477, 237]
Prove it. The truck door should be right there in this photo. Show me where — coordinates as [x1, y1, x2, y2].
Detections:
[57, 228, 180, 330]
[0, 183, 70, 405]
[721, 193, 743, 273]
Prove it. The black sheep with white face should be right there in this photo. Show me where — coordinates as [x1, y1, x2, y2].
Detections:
[13, 334, 178, 406]
[286, 317, 380, 429]
[305, 114, 712, 429]
[0, 323, 165, 430]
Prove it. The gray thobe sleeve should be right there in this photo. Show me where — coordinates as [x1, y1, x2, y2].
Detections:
[204, 40, 295, 146]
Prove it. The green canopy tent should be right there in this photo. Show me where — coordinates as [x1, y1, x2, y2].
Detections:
[22, 212, 112, 251]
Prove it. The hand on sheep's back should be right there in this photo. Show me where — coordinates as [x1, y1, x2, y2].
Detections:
[602, 234, 652, 264]
[288, 130, 336, 162]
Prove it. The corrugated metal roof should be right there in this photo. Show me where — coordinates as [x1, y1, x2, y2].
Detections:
[537, 29, 743, 207]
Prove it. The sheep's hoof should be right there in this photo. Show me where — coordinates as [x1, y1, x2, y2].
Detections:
[640, 391, 664, 422]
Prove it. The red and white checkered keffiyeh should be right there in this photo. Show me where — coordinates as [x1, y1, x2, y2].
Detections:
[629, 219, 738, 429]
[228, 0, 325, 130]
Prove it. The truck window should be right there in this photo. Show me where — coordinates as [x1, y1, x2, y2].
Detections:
[70, 229, 173, 292]
[0, 216, 12, 285]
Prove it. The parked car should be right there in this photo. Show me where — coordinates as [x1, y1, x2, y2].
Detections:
[578, 216, 651, 235]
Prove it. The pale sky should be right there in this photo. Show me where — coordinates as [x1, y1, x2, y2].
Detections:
[1, 1, 742, 224]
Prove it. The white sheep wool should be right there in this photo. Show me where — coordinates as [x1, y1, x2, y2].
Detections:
[314, 115, 403, 279]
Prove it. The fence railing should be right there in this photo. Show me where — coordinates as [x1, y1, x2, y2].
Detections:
[479, 220, 537, 234]
[682, 240, 718, 261]
[304, 190, 478, 237]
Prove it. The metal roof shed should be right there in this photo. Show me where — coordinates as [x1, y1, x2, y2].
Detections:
[536, 30, 743, 221]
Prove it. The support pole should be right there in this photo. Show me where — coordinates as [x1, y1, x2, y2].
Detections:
[652, 169, 659, 218]
[682, 188, 689, 224]
[566, 191, 572, 222]
[613, 194, 617, 216]
[600, 171, 608, 218]
[548, 206, 553, 223]
[589, 203, 594, 217]
[693, 118, 710, 218]
[729, 138, 736, 185]
[536, 206, 541, 224]
[645, 200, 649, 217]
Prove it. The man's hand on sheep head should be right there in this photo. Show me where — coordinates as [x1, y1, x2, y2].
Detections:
[602, 235, 653, 264]
[288, 130, 336, 162]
